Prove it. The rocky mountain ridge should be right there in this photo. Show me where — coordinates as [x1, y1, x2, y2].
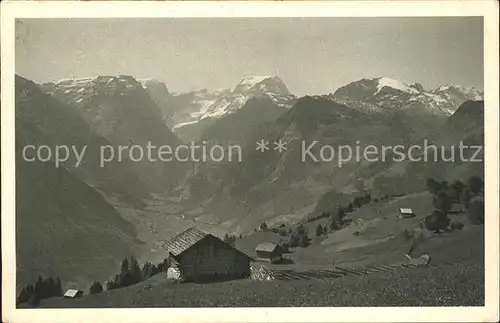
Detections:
[139, 75, 296, 142]
[333, 76, 483, 116]
[42, 75, 190, 190]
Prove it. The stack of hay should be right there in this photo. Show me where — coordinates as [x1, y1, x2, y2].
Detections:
[250, 265, 276, 281]
[166, 266, 182, 281]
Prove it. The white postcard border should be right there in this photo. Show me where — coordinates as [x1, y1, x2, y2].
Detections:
[1, 1, 498, 322]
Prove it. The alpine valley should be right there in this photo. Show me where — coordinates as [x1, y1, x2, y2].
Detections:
[15, 73, 484, 292]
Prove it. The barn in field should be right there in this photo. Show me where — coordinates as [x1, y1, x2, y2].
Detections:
[398, 208, 415, 219]
[254, 243, 283, 263]
[164, 227, 253, 282]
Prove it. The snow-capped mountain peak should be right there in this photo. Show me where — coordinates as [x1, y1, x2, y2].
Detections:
[435, 84, 475, 92]
[433, 84, 483, 101]
[239, 75, 274, 87]
[43, 75, 147, 106]
[436, 84, 455, 91]
[191, 75, 295, 122]
[54, 75, 140, 88]
[333, 77, 483, 116]
[233, 75, 291, 95]
[54, 76, 100, 86]
[138, 78, 168, 90]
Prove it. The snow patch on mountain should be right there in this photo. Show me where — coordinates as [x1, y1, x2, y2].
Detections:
[53, 75, 141, 89]
[175, 75, 296, 129]
[239, 76, 273, 88]
[172, 120, 200, 131]
[433, 84, 483, 101]
[138, 78, 166, 90]
[423, 92, 447, 104]
[375, 77, 420, 95]
[55, 76, 100, 86]
[44, 75, 146, 108]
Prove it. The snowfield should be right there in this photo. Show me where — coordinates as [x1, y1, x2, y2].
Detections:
[374, 77, 420, 95]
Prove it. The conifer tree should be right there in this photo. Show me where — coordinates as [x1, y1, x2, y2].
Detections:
[55, 277, 63, 296]
[315, 224, 323, 236]
[129, 257, 142, 284]
[89, 281, 104, 295]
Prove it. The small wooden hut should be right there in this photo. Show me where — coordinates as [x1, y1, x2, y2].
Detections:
[254, 243, 283, 263]
[164, 227, 253, 282]
[398, 208, 415, 219]
[63, 289, 83, 298]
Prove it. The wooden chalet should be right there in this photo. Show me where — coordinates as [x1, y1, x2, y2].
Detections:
[254, 243, 283, 263]
[164, 227, 253, 282]
[398, 208, 415, 219]
[63, 289, 83, 298]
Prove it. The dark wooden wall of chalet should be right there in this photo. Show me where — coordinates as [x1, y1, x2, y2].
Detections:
[179, 236, 250, 280]
[256, 251, 271, 259]
[256, 249, 281, 259]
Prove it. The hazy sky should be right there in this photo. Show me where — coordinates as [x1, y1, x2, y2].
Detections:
[16, 17, 483, 96]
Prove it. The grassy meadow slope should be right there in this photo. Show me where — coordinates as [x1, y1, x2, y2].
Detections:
[36, 225, 484, 307]
[235, 191, 472, 269]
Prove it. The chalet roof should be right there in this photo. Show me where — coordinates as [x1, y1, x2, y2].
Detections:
[164, 227, 255, 261]
[63, 289, 82, 298]
[255, 242, 280, 253]
[164, 227, 210, 256]
[399, 208, 413, 214]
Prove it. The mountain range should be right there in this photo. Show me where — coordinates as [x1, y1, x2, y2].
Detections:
[140, 75, 482, 144]
[41, 75, 189, 191]
[141, 75, 297, 143]
[333, 76, 483, 116]
[15, 76, 147, 290]
[175, 77, 484, 232]
[15, 72, 484, 290]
